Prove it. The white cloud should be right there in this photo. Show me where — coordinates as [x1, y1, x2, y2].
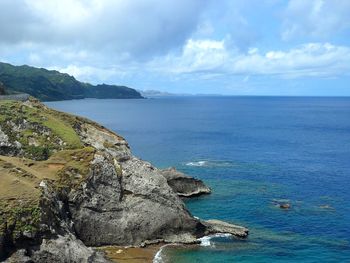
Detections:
[149, 39, 350, 78]
[4, 37, 349, 84]
[151, 39, 231, 74]
[50, 65, 129, 84]
[282, 0, 350, 40]
[232, 43, 350, 77]
[0, 0, 349, 94]
[0, 0, 206, 58]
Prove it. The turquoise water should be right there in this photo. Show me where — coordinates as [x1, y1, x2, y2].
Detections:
[47, 97, 350, 262]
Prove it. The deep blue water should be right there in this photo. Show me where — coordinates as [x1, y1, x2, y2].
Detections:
[47, 97, 350, 262]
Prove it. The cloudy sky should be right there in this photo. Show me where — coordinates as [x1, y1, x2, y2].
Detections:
[1, 0, 350, 95]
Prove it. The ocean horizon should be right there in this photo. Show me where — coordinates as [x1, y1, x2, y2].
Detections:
[47, 96, 350, 262]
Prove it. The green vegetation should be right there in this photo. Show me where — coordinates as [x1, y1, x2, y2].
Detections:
[0, 81, 5, 95]
[25, 145, 50, 160]
[42, 113, 82, 149]
[0, 100, 103, 246]
[0, 200, 41, 239]
[54, 147, 96, 188]
[0, 99, 83, 159]
[0, 61, 143, 101]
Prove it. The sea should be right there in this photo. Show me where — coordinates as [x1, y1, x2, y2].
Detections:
[47, 96, 350, 263]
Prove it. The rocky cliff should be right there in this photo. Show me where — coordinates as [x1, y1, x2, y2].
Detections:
[0, 98, 248, 262]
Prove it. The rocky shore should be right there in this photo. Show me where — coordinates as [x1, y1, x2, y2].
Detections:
[0, 98, 248, 262]
[160, 167, 211, 197]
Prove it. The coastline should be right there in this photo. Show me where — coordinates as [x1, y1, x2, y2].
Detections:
[100, 232, 240, 263]
[44, 97, 350, 262]
[100, 244, 164, 263]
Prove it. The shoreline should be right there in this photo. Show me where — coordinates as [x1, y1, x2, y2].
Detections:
[100, 232, 239, 263]
[99, 244, 164, 263]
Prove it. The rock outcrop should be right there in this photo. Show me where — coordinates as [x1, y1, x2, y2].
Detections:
[0, 98, 248, 262]
[201, 220, 249, 238]
[160, 167, 211, 197]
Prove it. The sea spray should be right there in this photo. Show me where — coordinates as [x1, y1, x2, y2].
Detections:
[153, 233, 234, 262]
[198, 233, 233, 247]
[184, 160, 238, 168]
[185, 161, 208, 167]
[153, 244, 178, 263]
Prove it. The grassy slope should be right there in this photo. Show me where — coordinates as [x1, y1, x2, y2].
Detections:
[0, 99, 82, 152]
[0, 99, 96, 238]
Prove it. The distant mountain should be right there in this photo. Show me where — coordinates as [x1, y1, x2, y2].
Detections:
[140, 89, 224, 98]
[139, 89, 192, 98]
[0, 62, 143, 101]
[139, 90, 177, 98]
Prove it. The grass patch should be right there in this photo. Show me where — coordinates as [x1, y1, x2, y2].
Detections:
[42, 113, 82, 149]
[25, 145, 50, 161]
[52, 147, 96, 188]
[0, 200, 41, 238]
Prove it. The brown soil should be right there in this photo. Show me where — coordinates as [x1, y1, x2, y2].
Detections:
[100, 244, 163, 263]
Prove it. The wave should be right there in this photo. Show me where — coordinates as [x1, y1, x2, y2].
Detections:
[185, 161, 208, 167]
[153, 244, 174, 263]
[153, 234, 233, 262]
[184, 160, 237, 168]
[198, 233, 233, 247]
[153, 247, 164, 263]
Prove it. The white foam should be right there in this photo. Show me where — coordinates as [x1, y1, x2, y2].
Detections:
[153, 244, 173, 263]
[185, 160, 236, 168]
[185, 161, 207, 167]
[198, 233, 233, 247]
[198, 235, 212, 247]
[153, 234, 234, 262]
[153, 248, 163, 263]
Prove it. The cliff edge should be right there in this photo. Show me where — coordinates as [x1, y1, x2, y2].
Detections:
[0, 98, 248, 262]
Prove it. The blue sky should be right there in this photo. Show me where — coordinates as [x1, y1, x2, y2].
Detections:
[0, 0, 350, 95]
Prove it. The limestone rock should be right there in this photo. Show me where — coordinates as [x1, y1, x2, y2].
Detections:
[77, 123, 130, 161]
[160, 167, 211, 197]
[0, 127, 22, 156]
[69, 154, 204, 246]
[202, 219, 249, 238]
[4, 235, 110, 263]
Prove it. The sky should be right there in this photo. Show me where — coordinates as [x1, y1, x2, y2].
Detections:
[0, 0, 350, 96]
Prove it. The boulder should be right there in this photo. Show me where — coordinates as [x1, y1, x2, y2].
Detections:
[201, 219, 249, 238]
[279, 203, 291, 209]
[160, 167, 211, 197]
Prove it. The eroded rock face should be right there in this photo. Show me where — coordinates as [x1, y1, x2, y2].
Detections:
[77, 123, 130, 161]
[68, 153, 204, 246]
[4, 235, 109, 263]
[2, 180, 111, 263]
[64, 123, 209, 247]
[0, 127, 22, 156]
[160, 167, 211, 197]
